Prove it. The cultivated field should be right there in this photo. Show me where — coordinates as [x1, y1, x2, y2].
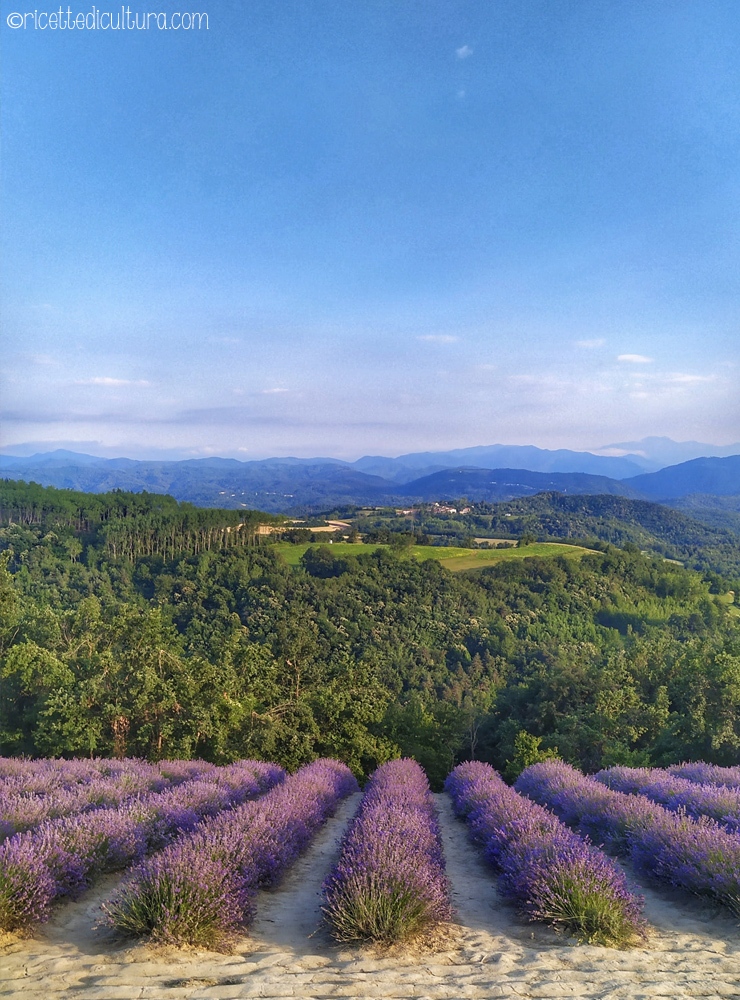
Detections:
[273, 540, 595, 572]
[2, 758, 740, 998]
[1, 795, 739, 999]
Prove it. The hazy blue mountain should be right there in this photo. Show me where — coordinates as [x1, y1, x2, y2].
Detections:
[0, 450, 114, 468]
[353, 444, 647, 480]
[599, 437, 740, 469]
[350, 456, 449, 482]
[395, 467, 645, 503]
[625, 455, 740, 500]
[0, 453, 395, 511]
[2, 446, 738, 513]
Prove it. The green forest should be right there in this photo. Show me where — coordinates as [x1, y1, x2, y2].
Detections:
[349, 492, 740, 584]
[1, 480, 739, 785]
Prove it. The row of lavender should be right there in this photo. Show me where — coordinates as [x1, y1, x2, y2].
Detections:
[0, 759, 283, 931]
[446, 761, 645, 946]
[108, 759, 358, 947]
[5, 754, 740, 949]
[0, 758, 218, 840]
[322, 758, 452, 942]
[0, 755, 213, 788]
[516, 760, 740, 915]
[667, 762, 740, 789]
[0, 756, 166, 782]
[594, 765, 740, 834]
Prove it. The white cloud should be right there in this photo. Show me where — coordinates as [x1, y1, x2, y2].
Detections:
[417, 334, 459, 343]
[575, 338, 605, 349]
[617, 354, 653, 364]
[260, 387, 290, 394]
[456, 45, 473, 59]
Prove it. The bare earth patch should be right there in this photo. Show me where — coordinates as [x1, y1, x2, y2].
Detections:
[1, 793, 739, 999]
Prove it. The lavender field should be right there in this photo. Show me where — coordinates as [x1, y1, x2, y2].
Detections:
[1, 757, 740, 999]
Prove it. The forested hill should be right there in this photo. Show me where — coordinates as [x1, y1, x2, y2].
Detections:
[0, 479, 283, 562]
[466, 493, 740, 582]
[352, 492, 740, 583]
[1, 480, 739, 783]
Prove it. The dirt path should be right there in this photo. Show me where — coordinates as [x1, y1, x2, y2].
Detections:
[1, 793, 740, 999]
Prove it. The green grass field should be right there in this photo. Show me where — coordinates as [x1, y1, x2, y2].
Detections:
[272, 540, 595, 572]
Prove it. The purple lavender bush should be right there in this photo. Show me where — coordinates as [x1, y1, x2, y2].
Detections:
[0, 759, 283, 932]
[516, 760, 740, 915]
[447, 761, 645, 947]
[667, 762, 740, 790]
[107, 758, 358, 948]
[322, 759, 452, 943]
[0, 759, 217, 841]
[0, 761, 204, 840]
[0, 756, 184, 799]
[595, 766, 740, 835]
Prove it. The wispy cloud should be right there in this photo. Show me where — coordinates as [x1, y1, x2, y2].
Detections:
[575, 338, 605, 349]
[260, 387, 290, 394]
[77, 377, 151, 386]
[663, 372, 716, 384]
[617, 354, 653, 364]
[456, 45, 473, 59]
[506, 372, 612, 397]
[417, 334, 459, 343]
[626, 369, 722, 400]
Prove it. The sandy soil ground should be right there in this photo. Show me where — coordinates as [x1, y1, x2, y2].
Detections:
[1, 793, 739, 999]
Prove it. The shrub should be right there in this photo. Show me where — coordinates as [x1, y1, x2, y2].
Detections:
[322, 758, 452, 943]
[447, 761, 645, 947]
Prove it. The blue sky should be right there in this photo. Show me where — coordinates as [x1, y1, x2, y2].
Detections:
[2, 0, 739, 459]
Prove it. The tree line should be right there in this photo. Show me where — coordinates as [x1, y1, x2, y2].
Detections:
[1, 482, 739, 785]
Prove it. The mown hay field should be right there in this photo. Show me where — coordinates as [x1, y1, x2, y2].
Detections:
[273, 540, 595, 571]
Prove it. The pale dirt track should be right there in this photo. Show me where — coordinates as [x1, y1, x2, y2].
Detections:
[1, 793, 740, 999]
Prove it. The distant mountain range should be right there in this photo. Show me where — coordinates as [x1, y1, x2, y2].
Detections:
[595, 436, 740, 469]
[390, 467, 646, 502]
[342, 437, 740, 481]
[353, 445, 648, 481]
[1, 446, 739, 515]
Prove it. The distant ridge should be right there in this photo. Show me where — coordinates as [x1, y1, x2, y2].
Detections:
[394, 467, 644, 502]
[1, 447, 738, 513]
[353, 444, 649, 481]
[598, 436, 740, 468]
[624, 455, 740, 500]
